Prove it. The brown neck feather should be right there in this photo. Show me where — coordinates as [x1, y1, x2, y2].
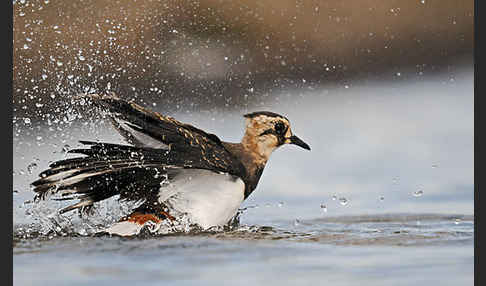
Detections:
[222, 140, 271, 199]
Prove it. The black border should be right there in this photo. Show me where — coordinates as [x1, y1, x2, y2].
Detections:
[6, 1, 13, 285]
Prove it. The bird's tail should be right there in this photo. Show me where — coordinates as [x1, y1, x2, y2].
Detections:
[31, 141, 178, 214]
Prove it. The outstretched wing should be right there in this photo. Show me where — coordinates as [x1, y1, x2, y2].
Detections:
[31, 141, 243, 214]
[31, 142, 177, 212]
[31, 94, 246, 214]
[85, 93, 244, 175]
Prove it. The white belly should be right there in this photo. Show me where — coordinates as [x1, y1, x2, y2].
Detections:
[158, 169, 245, 229]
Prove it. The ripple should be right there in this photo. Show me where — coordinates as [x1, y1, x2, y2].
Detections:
[13, 213, 473, 249]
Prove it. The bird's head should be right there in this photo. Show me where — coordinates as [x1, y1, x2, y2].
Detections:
[241, 111, 310, 162]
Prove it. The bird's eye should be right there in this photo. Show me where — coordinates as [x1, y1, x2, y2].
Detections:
[274, 122, 286, 135]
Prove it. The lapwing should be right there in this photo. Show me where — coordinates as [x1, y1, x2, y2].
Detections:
[31, 94, 311, 236]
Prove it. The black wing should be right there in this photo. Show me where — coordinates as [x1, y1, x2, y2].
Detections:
[31, 141, 179, 213]
[86, 93, 243, 174]
[31, 94, 246, 213]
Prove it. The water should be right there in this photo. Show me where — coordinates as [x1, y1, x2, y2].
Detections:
[13, 69, 473, 285]
[13, 214, 473, 286]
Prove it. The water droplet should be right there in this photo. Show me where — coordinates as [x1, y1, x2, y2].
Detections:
[332, 195, 337, 200]
[379, 196, 385, 202]
[420, 0, 425, 4]
[62, 144, 70, 153]
[23, 118, 31, 124]
[277, 202, 284, 208]
[27, 163, 38, 174]
[413, 190, 424, 197]
[78, 55, 85, 61]
[396, 72, 401, 76]
[23, 44, 29, 50]
[454, 218, 461, 225]
[320, 204, 327, 213]
[41, 74, 48, 80]
[293, 219, 301, 226]
[339, 197, 348, 206]
[56, 61, 63, 67]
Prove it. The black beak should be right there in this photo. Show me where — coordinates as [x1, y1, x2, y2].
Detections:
[289, 135, 311, 151]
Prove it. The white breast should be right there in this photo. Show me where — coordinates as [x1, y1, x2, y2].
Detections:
[159, 169, 245, 229]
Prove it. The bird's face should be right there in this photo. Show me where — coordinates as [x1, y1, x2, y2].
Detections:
[242, 111, 310, 160]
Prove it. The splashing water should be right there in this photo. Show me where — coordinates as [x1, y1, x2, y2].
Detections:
[413, 190, 424, 197]
[339, 197, 348, 206]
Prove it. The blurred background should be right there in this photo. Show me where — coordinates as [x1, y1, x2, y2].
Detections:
[13, 0, 473, 224]
[13, 0, 473, 116]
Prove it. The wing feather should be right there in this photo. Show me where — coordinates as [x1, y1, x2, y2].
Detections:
[84, 93, 245, 177]
[32, 141, 174, 210]
[32, 94, 247, 214]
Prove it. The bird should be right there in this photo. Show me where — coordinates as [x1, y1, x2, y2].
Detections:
[31, 94, 311, 236]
